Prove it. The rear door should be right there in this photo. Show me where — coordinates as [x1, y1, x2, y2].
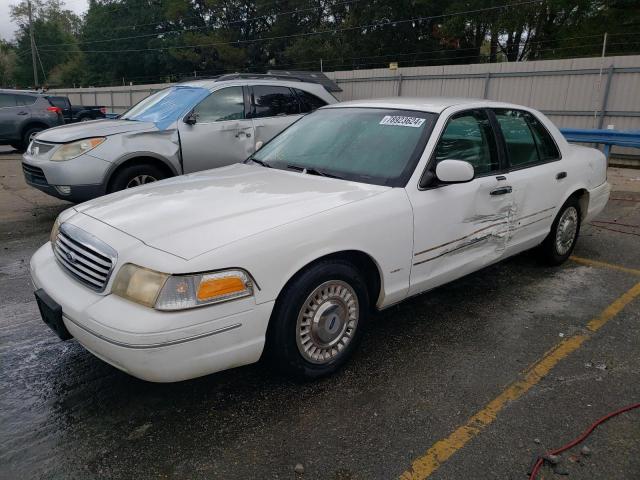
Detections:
[491, 109, 565, 254]
[178, 85, 255, 173]
[248, 85, 303, 146]
[0, 93, 24, 141]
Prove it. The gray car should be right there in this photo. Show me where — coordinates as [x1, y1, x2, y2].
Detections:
[0, 89, 65, 150]
[21, 76, 337, 202]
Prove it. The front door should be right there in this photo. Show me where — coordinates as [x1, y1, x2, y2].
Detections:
[179, 86, 255, 173]
[408, 109, 516, 295]
[248, 85, 303, 147]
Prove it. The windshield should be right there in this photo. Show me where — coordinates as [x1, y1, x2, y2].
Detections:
[250, 107, 436, 186]
[121, 86, 210, 129]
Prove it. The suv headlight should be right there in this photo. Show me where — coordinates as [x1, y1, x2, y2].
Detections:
[51, 137, 105, 161]
[112, 264, 254, 310]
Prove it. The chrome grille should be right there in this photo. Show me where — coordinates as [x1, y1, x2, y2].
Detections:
[53, 223, 117, 292]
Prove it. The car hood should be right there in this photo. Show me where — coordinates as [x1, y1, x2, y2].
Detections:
[75, 163, 389, 260]
[36, 119, 156, 143]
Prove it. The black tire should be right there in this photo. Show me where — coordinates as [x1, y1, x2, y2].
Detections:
[267, 260, 369, 379]
[540, 197, 582, 265]
[107, 163, 168, 193]
[22, 126, 44, 150]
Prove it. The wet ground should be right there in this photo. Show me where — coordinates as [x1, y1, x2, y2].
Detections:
[1, 147, 639, 480]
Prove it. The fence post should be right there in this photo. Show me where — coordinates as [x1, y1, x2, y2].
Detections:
[483, 72, 491, 99]
[129, 88, 133, 109]
[109, 90, 114, 113]
[597, 65, 615, 129]
[396, 73, 403, 96]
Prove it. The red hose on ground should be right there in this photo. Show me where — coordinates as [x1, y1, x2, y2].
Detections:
[528, 402, 640, 480]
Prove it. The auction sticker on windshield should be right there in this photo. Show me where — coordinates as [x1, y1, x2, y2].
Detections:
[379, 115, 426, 128]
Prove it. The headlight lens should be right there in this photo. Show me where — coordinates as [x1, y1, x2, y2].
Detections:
[112, 264, 254, 310]
[51, 137, 105, 161]
[50, 216, 61, 244]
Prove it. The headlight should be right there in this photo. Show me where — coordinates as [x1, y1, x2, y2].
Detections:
[112, 264, 254, 310]
[51, 137, 105, 161]
[50, 216, 61, 244]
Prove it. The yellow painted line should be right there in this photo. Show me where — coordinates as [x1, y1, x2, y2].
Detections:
[399, 281, 640, 480]
[570, 255, 640, 277]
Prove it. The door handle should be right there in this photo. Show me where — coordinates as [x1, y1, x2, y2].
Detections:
[235, 128, 252, 138]
[556, 171, 567, 180]
[17, 111, 28, 115]
[490, 186, 512, 196]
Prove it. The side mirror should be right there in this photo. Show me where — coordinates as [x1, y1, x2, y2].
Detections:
[184, 111, 197, 125]
[255, 140, 264, 151]
[435, 159, 474, 183]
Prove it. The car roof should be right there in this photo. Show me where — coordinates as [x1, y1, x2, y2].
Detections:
[0, 88, 43, 96]
[178, 78, 328, 92]
[323, 97, 524, 114]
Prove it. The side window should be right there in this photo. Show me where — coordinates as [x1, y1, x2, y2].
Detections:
[0, 94, 17, 108]
[294, 88, 327, 113]
[194, 86, 244, 123]
[524, 112, 560, 161]
[15, 94, 37, 106]
[47, 97, 68, 109]
[433, 109, 499, 175]
[252, 86, 299, 118]
[494, 109, 552, 167]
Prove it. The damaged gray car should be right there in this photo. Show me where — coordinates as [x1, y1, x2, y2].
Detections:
[21, 74, 338, 202]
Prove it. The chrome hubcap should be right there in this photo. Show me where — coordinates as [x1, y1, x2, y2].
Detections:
[555, 206, 578, 255]
[296, 280, 359, 365]
[126, 174, 157, 188]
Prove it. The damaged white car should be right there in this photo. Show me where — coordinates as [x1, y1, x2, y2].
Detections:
[30, 98, 610, 382]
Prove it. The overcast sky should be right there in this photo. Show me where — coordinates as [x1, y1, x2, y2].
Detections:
[1, 0, 89, 42]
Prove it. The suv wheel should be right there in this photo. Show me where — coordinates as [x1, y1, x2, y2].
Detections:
[22, 127, 44, 150]
[108, 163, 167, 193]
[267, 260, 369, 378]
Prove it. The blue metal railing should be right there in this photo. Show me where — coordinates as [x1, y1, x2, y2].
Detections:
[560, 128, 640, 160]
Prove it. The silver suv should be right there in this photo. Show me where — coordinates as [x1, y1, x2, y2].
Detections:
[22, 74, 338, 202]
[0, 89, 64, 150]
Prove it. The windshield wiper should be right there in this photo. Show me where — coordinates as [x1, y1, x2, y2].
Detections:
[248, 158, 271, 168]
[286, 163, 343, 179]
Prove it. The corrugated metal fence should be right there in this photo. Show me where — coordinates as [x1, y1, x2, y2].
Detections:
[48, 54, 640, 158]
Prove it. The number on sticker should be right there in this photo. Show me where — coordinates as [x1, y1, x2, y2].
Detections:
[379, 115, 426, 128]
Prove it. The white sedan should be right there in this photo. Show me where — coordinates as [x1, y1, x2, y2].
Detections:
[30, 98, 610, 382]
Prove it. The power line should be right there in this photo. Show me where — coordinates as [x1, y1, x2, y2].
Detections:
[39, 0, 545, 53]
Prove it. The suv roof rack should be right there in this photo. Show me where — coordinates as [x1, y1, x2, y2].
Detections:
[215, 71, 342, 92]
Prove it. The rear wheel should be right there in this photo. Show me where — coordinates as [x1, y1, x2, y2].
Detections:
[108, 163, 168, 193]
[22, 126, 44, 150]
[540, 197, 581, 265]
[267, 260, 369, 379]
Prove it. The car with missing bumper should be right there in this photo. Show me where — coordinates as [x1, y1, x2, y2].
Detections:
[21, 74, 337, 202]
[30, 97, 610, 382]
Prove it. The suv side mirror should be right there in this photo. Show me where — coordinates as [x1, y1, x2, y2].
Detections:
[184, 111, 197, 125]
[435, 159, 474, 183]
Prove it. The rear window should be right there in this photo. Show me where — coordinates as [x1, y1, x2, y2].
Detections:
[15, 94, 37, 106]
[294, 88, 327, 113]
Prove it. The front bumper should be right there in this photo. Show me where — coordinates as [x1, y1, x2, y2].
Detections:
[30, 243, 274, 382]
[22, 150, 111, 203]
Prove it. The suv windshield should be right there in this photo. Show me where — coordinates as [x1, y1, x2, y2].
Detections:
[121, 86, 210, 129]
[250, 107, 436, 186]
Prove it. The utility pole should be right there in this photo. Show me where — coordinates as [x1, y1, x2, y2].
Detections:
[28, 0, 38, 88]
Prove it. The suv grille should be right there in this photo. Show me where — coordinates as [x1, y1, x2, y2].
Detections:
[53, 223, 117, 292]
[22, 163, 48, 186]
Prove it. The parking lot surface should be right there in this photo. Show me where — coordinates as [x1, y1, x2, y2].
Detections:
[1, 146, 639, 479]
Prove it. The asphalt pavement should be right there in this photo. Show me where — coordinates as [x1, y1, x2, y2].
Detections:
[1, 146, 639, 480]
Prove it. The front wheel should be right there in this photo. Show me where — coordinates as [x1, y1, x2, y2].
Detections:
[22, 127, 44, 150]
[267, 260, 369, 379]
[107, 163, 167, 193]
[540, 197, 582, 265]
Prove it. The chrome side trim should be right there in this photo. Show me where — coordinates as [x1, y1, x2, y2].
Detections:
[64, 315, 242, 349]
